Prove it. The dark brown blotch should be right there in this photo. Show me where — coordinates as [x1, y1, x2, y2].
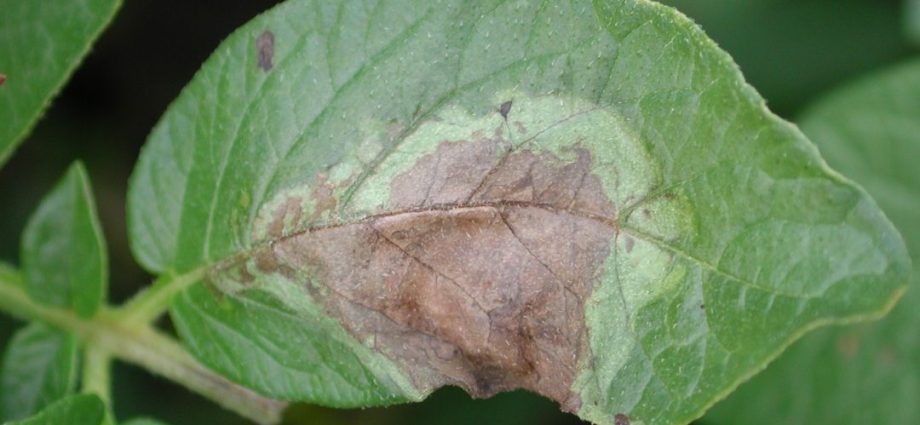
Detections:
[499, 100, 513, 119]
[615, 413, 631, 425]
[0, 74, 6, 86]
[257, 30, 275, 71]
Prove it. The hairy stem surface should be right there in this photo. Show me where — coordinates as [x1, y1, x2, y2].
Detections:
[0, 263, 286, 425]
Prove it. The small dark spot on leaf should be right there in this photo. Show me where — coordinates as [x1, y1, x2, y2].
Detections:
[624, 236, 634, 253]
[699, 303, 705, 309]
[257, 30, 275, 71]
[642, 208, 651, 218]
[500, 100, 513, 119]
[0, 74, 6, 86]
[615, 413, 631, 425]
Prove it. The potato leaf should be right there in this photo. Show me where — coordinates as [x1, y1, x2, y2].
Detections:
[127, 1, 909, 424]
[0, 0, 121, 167]
[21, 162, 108, 318]
[121, 418, 169, 425]
[5, 393, 105, 425]
[706, 58, 920, 425]
[0, 324, 78, 422]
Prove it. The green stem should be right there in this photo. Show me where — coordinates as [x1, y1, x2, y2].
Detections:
[82, 345, 114, 425]
[0, 265, 286, 425]
[116, 267, 207, 325]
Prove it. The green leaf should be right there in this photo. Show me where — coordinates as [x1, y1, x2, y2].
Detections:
[121, 418, 169, 425]
[0, 0, 121, 168]
[908, 0, 920, 46]
[21, 162, 108, 318]
[5, 393, 105, 425]
[705, 59, 920, 425]
[0, 324, 79, 422]
[127, 1, 909, 424]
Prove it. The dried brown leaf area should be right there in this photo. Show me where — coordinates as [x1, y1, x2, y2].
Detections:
[246, 123, 622, 410]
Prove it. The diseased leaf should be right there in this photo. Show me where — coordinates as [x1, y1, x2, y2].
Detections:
[22, 162, 108, 318]
[706, 58, 920, 425]
[5, 393, 105, 425]
[127, 1, 910, 424]
[0, 0, 121, 167]
[0, 323, 79, 422]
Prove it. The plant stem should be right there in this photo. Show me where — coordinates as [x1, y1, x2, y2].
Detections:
[83, 345, 114, 425]
[116, 267, 207, 325]
[0, 265, 286, 425]
[90, 316, 287, 425]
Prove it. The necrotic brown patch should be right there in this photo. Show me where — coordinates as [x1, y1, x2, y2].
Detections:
[261, 132, 618, 411]
[257, 31, 274, 71]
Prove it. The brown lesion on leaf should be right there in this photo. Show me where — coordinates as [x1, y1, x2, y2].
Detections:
[309, 174, 337, 222]
[266, 196, 303, 239]
[257, 30, 275, 71]
[253, 130, 619, 412]
[0, 74, 6, 86]
[614, 413, 631, 425]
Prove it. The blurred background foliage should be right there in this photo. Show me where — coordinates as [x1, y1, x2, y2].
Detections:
[0, 0, 915, 424]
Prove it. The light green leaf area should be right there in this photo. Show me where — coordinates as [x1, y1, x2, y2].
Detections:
[706, 59, 920, 425]
[127, 0, 909, 424]
[0, 0, 120, 168]
[0, 324, 78, 422]
[4, 394, 104, 425]
[21, 162, 108, 318]
[121, 418, 169, 425]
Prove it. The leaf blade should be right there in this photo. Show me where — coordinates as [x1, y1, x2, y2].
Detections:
[21, 162, 108, 318]
[705, 58, 920, 425]
[0, 0, 121, 167]
[0, 324, 79, 422]
[121, 418, 170, 425]
[5, 393, 105, 425]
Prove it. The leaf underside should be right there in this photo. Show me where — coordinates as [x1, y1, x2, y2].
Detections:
[127, 1, 909, 424]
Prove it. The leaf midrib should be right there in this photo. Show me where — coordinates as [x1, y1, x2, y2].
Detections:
[204, 197, 812, 300]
